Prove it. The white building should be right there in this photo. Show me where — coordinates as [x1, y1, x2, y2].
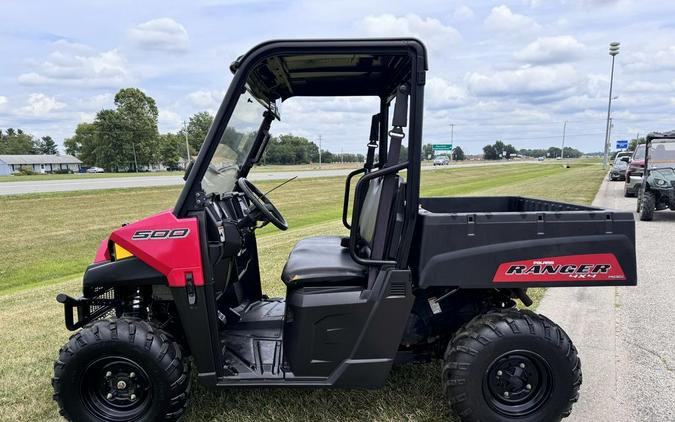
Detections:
[0, 155, 82, 175]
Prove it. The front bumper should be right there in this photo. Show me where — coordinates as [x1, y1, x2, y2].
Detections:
[56, 288, 116, 331]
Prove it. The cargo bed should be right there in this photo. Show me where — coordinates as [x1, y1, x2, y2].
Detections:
[411, 196, 637, 288]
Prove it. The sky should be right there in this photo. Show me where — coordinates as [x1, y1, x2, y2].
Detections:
[1, 0, 675, 155]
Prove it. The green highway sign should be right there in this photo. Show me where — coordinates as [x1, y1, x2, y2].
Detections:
[432, 144, 453, 151]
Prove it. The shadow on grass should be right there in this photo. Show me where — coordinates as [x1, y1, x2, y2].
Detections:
[185, 362, 456, 422]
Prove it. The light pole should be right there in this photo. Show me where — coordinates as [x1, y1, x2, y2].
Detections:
[183, 121, 191, 164]
[450, 123, 454, 163]
[603, 42, 620, 170]
[561, 120, 567, 160]
[318, 135, 322, 168]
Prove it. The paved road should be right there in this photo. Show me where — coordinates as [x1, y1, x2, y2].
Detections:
[0, 160, 542, 195]
[537, 177, 675, 422]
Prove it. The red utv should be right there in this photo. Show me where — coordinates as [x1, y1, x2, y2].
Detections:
[53, 39, 637, 422]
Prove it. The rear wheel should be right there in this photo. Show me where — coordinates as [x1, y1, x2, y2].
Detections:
[639, 191, 655, 221]
[53, 318, 191, 422]
[443, 309, 581, 422]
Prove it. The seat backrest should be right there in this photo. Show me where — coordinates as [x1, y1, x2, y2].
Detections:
[352, 133, 403, 264]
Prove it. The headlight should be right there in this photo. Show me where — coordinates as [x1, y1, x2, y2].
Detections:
[655, 178, 667, 187]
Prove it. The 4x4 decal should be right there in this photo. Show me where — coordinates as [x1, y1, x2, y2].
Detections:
[131, 228, 190, 240]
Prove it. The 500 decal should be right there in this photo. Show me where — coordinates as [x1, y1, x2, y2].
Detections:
[131, 228, 190, 240]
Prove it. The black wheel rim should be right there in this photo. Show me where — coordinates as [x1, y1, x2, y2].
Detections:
[81, 356, 152, 422]
[483, 350, 553, 417]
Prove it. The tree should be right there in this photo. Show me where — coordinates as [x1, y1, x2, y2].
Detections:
[483, 144, 498, 160]
[112, 88, 160, 170]
[158, 133, 183, 167]
[547, 147, 562, 158]
[629, 136, 646, 151]
[422, 143, 434, 160]
[0, 128, 37, 154]
[65, 88, 161, 171]
[494, 140, 506, 158]
[38, 136, 58, 155]
[183, 111, 214, 156]
[65, 123, 98, 163]
[504, 144, 517, 159]
[452, 146, 465, 161]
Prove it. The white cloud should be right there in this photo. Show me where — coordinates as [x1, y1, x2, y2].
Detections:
[0, 96, 7, 110]
[484, 5, 541, 33]
[186, 90, 225, 112]
[453, 5, 475, 20]
[159, 109, 183, 132]
[467, 64, 580, 100]
[425, 77, 468, 109]
[361, 14, 461, 50]
[625, 46, 675, 73]
[17, 40, 131, 88]
[19, 93, 66, 117]
[514, 36, 586, 64]
[128, 18, 190, 52]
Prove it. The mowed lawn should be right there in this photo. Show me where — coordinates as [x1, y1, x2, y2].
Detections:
[0, 163, 605, 422]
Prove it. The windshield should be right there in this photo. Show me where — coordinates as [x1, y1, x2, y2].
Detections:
[633, 144, 645, 161]
[648, 140, 675, 168]
[201, 88, 271, 194]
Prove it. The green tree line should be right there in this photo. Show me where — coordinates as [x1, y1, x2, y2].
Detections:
[0, 129, 58, 155]
[481, 140, 583, 160]
[62, 88, 368, 171]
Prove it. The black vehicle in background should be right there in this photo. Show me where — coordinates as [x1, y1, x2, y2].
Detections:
[610, 156, 629, 181]
[53, 39, 637, 422]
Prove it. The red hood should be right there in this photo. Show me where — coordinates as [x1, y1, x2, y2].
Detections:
[94, 210, 204, 287]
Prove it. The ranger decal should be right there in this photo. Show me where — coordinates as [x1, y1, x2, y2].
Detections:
[493, 253, 626, 282]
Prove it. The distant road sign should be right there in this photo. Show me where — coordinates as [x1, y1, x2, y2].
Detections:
[432, 144, 453, 151]
[616, 140, 628, 149]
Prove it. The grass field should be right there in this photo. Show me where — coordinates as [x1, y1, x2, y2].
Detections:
[0, 163, 605, 421]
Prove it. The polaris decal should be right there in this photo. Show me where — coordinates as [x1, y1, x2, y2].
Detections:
[131, 228, 190, 240]
[493, 253, 626, 283]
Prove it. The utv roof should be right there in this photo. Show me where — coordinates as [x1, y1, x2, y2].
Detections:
[229, 39, 428, 100]
[646, 130, 675, 141]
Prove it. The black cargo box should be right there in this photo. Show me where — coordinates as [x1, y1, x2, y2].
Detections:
[410, 196, 637, 288]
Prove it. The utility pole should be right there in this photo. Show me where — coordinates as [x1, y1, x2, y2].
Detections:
[318, 135, 322, 168]
[340, 146, 344, 164]
[603, 42, 620, 170]
[450, 123, 454, 163]
[561, 120, 567, 160]
[131, 141, 139, 173]
[183, 120, 191, 164]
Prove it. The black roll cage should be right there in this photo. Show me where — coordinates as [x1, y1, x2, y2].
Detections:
[174, 39, 427, 269]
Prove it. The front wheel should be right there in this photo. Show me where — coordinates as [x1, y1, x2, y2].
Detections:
[639, 191, 655, 221]
[53, 318, 191, 422]
[443, 309, 581, 422]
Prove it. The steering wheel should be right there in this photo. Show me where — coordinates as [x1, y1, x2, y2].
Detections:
[237, 177, 288, 231]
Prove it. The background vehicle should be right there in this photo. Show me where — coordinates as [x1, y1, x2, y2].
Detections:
[637, 132, 675, 220]
[433, 155, 449, 166]
[610, 157, 629, 181]
[616, 151, 633, 161]
[53, 39, 637, 422]
[85, 166, 104, 174]
[624, 144, 646, 197]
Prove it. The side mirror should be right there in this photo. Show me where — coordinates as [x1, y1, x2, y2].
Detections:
[183, 161, 194, 181]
